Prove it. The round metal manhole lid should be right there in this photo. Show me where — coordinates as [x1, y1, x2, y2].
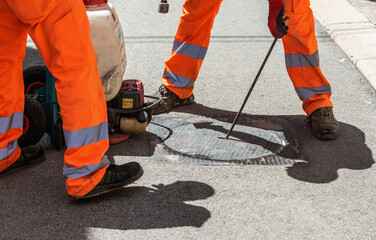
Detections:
[162, 120, 287, 162]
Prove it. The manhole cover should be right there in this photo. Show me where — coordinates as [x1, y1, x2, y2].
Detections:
[162, 120, 286, 161]
[148, 117, 303, 165]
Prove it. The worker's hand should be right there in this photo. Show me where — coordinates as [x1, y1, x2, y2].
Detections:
[268, 0, 289, 38]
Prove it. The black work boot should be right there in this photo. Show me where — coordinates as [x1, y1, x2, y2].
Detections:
[0, 145, 45, 177]
[79, 162, 143, 199]
[152, 85, 195, 115]
[307, 107, 339, 140]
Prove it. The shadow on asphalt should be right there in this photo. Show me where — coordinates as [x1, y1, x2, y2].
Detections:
[74, 181, 214, 229]
[0, 47, 217, 239]
[0, 175, 214, 239]
[172, 103, 375, 183]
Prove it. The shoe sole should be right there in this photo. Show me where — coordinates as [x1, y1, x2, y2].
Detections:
[0, 155, 46, 178]
[78, 168, 144, 199]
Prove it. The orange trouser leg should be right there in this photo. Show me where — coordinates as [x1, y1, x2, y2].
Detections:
[282, 0, 333, 116]
[9, 0, 109, 198]
[162, 0, 223, 99]
[0, 1, 27, 172]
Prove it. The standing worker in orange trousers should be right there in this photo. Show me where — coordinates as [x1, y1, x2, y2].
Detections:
[0, 0, 143, 199]
[153, 0, 339, 140]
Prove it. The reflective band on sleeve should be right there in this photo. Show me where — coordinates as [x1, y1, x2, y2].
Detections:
[295, 85, 332, 100]
[63, 155, 110, 179]
[0, 140, 18, 161]
[285, 51, 320, 68]
[0, 112, 23, 134]
[172, 40, 208, 60]
[163, 70, 195, 88]
[64, 121, 108, 149]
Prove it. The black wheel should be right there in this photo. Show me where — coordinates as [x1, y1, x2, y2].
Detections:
[23, 65, 47, 94]
[19, 95, 47, 147]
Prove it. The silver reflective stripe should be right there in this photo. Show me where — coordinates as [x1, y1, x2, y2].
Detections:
[163, 70, 195, 88]
[0, 112, 23, 134]
[172, 40, 207, 60]
[0, 140, 18, 161]
[285, 51, 320, 68]
[295, 85, 332, 100]
[63, 155, 110, 179]
[64, 121, 108, 149]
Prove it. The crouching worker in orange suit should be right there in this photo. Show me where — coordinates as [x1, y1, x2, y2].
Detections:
[0, 0, 143, 199]
[153, 0, 339, 140]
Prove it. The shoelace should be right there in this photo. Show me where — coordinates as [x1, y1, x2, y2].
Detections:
[17, 152, 29, 163]
[159, 85, 167, 94]
[319, 107, 332, 119]
[100, 166, 124, 184]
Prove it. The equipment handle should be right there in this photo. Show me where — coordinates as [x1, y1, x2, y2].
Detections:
[225, 38, 278, 139]
[224, 17, 290, 139]
[281, 17, 290, 27]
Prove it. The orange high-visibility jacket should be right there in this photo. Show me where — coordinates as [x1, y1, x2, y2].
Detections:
[162, 0, 333, 115]
[0, 0, 109, 198]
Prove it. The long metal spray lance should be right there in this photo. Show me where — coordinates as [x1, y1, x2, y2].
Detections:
[225, 18, 289, 139]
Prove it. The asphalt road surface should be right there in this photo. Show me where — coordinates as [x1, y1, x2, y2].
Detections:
[3, 0, 375, 239]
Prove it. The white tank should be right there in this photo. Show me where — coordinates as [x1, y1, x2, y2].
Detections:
[85, 0, 126, 101]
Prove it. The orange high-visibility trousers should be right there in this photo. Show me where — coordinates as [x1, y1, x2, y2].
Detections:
[162, 0, 224, 100]
[282, 0, 332, 116]
[162, 0, 332, 116]
[0, 0, 109, 198]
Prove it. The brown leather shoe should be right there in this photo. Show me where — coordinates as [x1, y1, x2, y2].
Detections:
[307, 107, 339, 140]
[152, 85, 195, 115]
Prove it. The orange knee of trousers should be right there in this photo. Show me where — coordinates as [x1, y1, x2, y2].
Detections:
[5, 0, 63, 26]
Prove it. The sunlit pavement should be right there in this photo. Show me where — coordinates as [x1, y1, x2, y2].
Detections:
[3, 0, 375, 239]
